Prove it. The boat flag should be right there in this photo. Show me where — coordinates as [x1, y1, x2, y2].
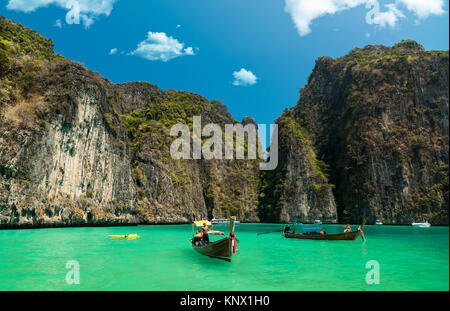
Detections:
[231, 235, 236, 253]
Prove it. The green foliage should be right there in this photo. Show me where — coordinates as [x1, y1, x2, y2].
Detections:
[279, 115, 308, 144]
[17, 59, 43, 95]
[308, 148, 330, 181]
[335, 40, 448, 69]
[0, 16, 54, 59]
[146, 91, 203, 125]
[432, 162, 449, 208]
[410, 135, 425, 154]
[0, 39, 11, 73]
[170, 160, 190, 188]
[132, 167, 147, 186]
[60, 121, 72, 134]
[258, 110, 336, 222]
[414, 186, 442, 214]
[120, 90, 212, 156]
[0, 165, 17, 179]
[429, 50, 449, 58]
[103, 113, 118, 135]
[341, 209, 351, 223]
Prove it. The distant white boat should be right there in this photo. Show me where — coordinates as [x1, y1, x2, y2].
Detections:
[411, 220, 431, 227]
[375, 220, 383, 225]
[211, 218, 240, 224]
[314, 219, 322, 225]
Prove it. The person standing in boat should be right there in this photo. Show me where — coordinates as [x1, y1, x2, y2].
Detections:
[201, 222, 211, 245]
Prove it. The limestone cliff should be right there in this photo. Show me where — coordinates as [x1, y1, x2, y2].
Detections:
[258, 110, 338, 223]
[1, 16, 448, 227]
[268, 41, 449, 225]
[0, 16, 260, 228]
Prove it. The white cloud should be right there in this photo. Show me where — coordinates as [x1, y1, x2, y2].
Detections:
[54, 19, 62, 28]
[284, 0, 446, 36]
[184, 46, 195, 55]
[398, 0, 445, 19]
[176, 24, 181, 28]
[7, 0, 118, 28]
[129, 32, 196, 62]
[232, 68, 258, 86]
[366, 1, 405, 28]
[109, 48, 118, 55]
[284, 0, 366, 36]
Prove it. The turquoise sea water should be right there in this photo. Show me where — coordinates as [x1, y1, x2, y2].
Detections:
[0, 224, 448, 291]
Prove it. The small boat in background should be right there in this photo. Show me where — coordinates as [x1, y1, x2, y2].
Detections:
[314, 219, 322, 226]
[211, 218, 228, 224]
[411, 220, 431, 227]
[375, 220, 383, 225]
[211, 218, 240, 224]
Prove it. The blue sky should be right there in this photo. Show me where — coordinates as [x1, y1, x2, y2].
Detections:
[1, 0, 448, 128]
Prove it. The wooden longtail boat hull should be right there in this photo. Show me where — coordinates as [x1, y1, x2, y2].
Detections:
[191, 216, 237, 262]
[192, 237, 235, 262]
[284, 230, 360, 240]
[284, 220, 366, 241]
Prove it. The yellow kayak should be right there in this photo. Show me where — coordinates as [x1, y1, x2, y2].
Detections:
[109, 234, 139, 239]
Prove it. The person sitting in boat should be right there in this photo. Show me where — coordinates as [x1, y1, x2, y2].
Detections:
[201, 222, 211, 245]
[192, 234, 202, 246]
[344, 224, 351, 232]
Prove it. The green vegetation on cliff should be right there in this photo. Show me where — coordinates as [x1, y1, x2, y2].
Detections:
[0, 16, 54, 59]
[276, 40, 449, 224]
[0, 16, 261, 228]
[258, 112, 336, 223]
[0, 16, 448, 227]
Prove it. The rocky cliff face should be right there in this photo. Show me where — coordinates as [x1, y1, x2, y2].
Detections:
[1, 17, 448, 227]
[258, 114, 338, 223]
[268, 41, 449, 225]
[0, 16, 260, 228]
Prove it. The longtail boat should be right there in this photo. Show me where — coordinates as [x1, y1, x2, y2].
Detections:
[190, 217, 238, 262]
[283, 219, 366, 241]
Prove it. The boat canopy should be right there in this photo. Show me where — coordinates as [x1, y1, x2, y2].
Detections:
[289, 222, 322, 229]
[193, 220, 212, 227]
[288, 222, 323, 235]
